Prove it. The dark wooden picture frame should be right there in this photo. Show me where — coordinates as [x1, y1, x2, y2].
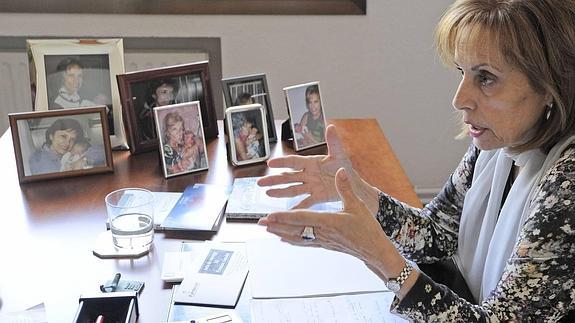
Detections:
[154, 101, 209, 178]
[222, 73, 277, 142]
[117, 61, 218, 154]
[8, 106, 114, 183]
[283, 81, 327, 152]
[225, 104, 270, 166]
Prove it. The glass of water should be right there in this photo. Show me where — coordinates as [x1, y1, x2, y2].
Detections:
[105, 188, 154, 250]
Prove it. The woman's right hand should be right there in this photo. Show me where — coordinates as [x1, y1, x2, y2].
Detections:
[257, 125, 353, 209]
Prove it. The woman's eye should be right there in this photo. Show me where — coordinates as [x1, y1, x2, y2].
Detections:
[478, 72, 495, 86]
[456, 67, 464, 76]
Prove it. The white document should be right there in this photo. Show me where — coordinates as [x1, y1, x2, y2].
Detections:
[161, 251, 198, 283]
[247, 238, 387, 298]
[251, 292, 407, 323]
[152, 191, 182, 228]
[173, 242, 248, 306]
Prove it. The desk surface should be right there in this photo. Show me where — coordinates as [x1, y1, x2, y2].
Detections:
[0, 119, 420, 322]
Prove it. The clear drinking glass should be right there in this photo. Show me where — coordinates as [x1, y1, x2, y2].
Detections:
[105, 188, 154, 250]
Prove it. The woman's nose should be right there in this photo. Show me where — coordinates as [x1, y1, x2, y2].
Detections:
[452, 77, 476, 111]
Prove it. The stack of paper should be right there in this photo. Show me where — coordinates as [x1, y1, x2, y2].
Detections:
[161, 184, 230, 232]
[246, 238, 387, 298]
[171, 242, 248, 307]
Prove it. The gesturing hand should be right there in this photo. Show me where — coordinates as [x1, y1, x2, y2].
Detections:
[257, 125, 353, 209]
[258, 168, 391, 263]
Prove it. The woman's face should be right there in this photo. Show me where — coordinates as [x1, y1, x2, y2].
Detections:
[306, 93, 322, 118]
[50, 129, 78, 155]
[167, 120, 184, 144]
[63, 65, 83, 95]
[154, 84, 175, 106]
[452, 41, 548, 151]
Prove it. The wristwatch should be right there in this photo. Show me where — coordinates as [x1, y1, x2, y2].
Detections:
[386, 262, 413, 292]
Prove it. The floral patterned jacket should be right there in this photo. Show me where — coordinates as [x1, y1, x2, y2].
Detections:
[377, 144, 575, 322]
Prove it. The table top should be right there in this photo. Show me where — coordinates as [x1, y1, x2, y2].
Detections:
[0, 119, 421, 322]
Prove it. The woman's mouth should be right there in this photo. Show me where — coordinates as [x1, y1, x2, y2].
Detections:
[468, 124, 486, 138]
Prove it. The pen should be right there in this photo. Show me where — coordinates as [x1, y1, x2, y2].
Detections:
[110, 273, 121, 292]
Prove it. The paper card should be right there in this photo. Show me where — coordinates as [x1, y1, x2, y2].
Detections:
[173, 242, 248, 307]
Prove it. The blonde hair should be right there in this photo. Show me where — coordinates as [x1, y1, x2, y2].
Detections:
[435, 0, 575, 153]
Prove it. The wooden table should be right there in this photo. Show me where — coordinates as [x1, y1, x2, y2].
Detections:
[0, 119, 420, 322]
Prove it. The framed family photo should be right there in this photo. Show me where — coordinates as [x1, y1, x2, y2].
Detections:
[222, 73, 277, 142]
[225, 104, 270, 166]
[283, 81, 327, 151]
[117, 61, 218, 154]
[154, 101, 209, 178]
[27, 38, 128, 149]
[8, 107, 114, 183]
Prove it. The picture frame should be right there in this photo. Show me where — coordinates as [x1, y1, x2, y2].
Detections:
[222, 73, 277, 142]
[8, 107, 114, 183]
[225, 104, 270, 166]
[117, 61, 218, 154]
[27, 38, 128, 149]
[154, 101, 209, 178]
[283, 81, 327, 151]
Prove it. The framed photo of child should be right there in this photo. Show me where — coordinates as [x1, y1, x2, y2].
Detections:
[154, 101, 209, 178]
[225, 104, 270, 166]
[283, 81, 327, 151]
[222, 73, 277, 142]
[8, 106, 114, 183]
[117, 61, 219, 155]
[27, 38, 128, 150]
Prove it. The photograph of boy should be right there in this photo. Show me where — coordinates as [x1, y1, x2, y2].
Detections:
[44, 55, 115, 134]
[138, 79, 178, 141]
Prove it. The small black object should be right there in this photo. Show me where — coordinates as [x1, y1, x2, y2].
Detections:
[281, 118, 293, 141]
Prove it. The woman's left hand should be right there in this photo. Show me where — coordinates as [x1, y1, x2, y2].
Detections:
[258, 168, 393, 263]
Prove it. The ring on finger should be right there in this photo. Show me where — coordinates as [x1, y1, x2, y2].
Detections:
[301, 226, 316, 241]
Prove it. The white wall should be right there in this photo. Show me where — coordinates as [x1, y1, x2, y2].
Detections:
[0, 0, 470, 197]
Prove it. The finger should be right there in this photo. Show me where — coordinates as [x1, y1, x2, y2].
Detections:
[265, 183, 308, 198]
[262, 222, 302, 237]
[266, 210, 329, 227]
[290, 195, 317, 210]
[325, 125, 345, 158]
[257, 172, 303, 187]
[335, 168, 362, 211]
[267, 155, 313, 171]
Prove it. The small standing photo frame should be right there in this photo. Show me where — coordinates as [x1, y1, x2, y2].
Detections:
[225, 104, 270, 166]
[283, 81, 327, 151]
[8, 107, 114, 183]
[222, 74, 277, 142]
[117, 61, 219, 154]
[154, 101, 209, 178]
[27, 38, 128, 149]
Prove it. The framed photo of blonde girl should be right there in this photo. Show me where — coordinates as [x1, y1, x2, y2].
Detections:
[225, 103, 270, 166]
[283, 81, 327, 151]
[154, 101, 208, 178]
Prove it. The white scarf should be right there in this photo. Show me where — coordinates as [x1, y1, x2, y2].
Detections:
[455, 135, 575, 302]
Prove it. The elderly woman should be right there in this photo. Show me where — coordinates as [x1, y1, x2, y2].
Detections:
[257, 0, 575, 321]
